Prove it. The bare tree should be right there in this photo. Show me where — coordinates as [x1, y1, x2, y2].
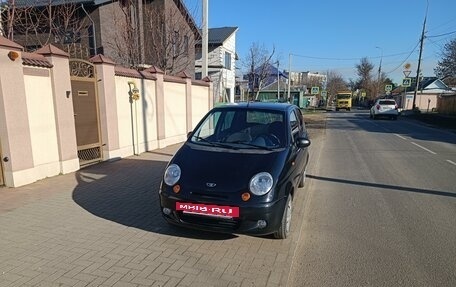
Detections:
[144, 3, 195, 74]
[355, 57, 375, 99]
[326, 70, 347, 102]
[1, 0, 90, 57]
[243, 42, 275, 100]
[435, 38, 456, 79]
[106, 0, 144, 68]
[105, 0, 197, 72]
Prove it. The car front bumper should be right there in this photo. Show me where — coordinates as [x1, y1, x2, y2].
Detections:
[159, 191, 287, 236]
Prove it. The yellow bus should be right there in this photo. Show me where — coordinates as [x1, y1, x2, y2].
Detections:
[335, 91, 352, 111]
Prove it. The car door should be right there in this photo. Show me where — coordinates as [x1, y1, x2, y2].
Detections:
[289, 108, 307, 185]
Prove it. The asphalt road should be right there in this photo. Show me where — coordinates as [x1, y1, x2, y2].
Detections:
[289, 111, 456, 287]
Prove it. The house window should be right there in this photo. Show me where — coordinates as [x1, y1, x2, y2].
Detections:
[195, 72, 202, 80]
[173, 31, 179, 56]
[225, 52, 231, 70]
[184, 35, 189, 55]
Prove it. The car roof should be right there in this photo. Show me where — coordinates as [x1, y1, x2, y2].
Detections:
[213, 102, 296, 112]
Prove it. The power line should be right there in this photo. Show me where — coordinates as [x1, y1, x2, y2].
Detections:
[384, 40, 420, 75]
[290, 51, 413, 62]
[427, 30, 456, 38]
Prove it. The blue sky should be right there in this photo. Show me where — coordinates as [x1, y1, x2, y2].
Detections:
[183, 0, 456, 84]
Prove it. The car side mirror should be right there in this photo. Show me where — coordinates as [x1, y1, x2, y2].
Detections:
[296, 137, 311, 148]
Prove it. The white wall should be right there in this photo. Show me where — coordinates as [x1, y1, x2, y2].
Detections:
[191, 85, 210, 129]
[114, 76, 158, 157]
[23, 69, 60, 179]
[163, 81, 187, 146]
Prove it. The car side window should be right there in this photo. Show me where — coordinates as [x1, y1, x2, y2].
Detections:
[295, 108, 305, 132]
[289, 110, 300, 142]
[290, 110, 298, 132]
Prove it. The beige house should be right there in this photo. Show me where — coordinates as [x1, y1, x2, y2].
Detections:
[393, 77, 454, 111]
[0, 36, 212, 187]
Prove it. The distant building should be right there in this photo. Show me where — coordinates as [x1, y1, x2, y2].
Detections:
[195, 27, 238, 103]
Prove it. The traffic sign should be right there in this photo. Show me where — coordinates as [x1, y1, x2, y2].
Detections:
[321, 91, 327, 98]
[311, 87, 319, 95]
[402, 78, 411, 87]
[385, 85, 392, 92]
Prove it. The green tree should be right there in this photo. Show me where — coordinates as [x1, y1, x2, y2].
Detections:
[434, 38, 456, 78]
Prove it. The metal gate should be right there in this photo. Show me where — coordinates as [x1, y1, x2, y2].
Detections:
[70, 59, 102, 166]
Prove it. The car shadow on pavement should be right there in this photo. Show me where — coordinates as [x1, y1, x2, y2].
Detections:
[72, 157, 237, 240]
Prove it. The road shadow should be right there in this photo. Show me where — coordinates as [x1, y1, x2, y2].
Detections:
[72, 155, 236, 240]
[307, 174, 456, 198]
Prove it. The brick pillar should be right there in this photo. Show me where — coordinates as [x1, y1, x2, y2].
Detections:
[90, 55, 121, 160]
[36, 45, 79, 174]
[0, 37, 35, 187]
[179, 71, 193, 133]
[146, 66, 166, 148]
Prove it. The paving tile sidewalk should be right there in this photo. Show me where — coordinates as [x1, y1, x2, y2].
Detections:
[0, 142, 306, 287]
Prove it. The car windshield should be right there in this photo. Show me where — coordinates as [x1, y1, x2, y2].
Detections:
[190, 108, 286, 149]
[379, 100, 396, 105]
[336, 94, 351, 99]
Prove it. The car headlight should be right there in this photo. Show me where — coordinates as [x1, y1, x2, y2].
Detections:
[249, 172, 273, 196]
[164, 164, 181, 186]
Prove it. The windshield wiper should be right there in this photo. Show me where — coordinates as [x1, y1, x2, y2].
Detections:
[228, 141, 274, 151]
[193, 136, 238, 149]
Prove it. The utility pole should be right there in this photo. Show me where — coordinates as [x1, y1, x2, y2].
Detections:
[287, 54, 291, 102]
[202, 0, 208, 78]
[412, 1, 428, 110]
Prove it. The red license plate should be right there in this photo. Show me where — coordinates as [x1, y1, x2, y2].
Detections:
[176, 202, 239, 218]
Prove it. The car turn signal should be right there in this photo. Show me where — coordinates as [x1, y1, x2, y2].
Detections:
[241, 192, 251, 201]
[173, 185, 181, 193]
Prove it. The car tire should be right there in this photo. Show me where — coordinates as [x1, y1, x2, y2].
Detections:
[298, 168, 306, 188]
[274, 195, 293, 239]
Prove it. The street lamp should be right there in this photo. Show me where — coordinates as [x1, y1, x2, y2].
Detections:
[375, 46, 383, 98]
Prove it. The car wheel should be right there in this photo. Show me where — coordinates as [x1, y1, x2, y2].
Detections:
[298, 168, 306, 188]
[274, 195, 293, 239]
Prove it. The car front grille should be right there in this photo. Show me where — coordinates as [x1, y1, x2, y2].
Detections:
[177, 212, 240, 231]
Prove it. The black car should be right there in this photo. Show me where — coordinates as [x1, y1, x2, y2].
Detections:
[159, 102, 311, 239]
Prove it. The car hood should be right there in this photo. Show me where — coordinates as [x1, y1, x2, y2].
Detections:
[170, 143, 287, 193]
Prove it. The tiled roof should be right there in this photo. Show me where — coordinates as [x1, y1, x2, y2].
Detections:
[114, 66, 142, 79]
[14, 0, 110, 7]
[196, 27, 238, 45]
[209, 27, 238, 44]
[22, 52, 53, 68]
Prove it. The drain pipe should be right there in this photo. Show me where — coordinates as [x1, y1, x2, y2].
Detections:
[81, 3, 97, 55]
